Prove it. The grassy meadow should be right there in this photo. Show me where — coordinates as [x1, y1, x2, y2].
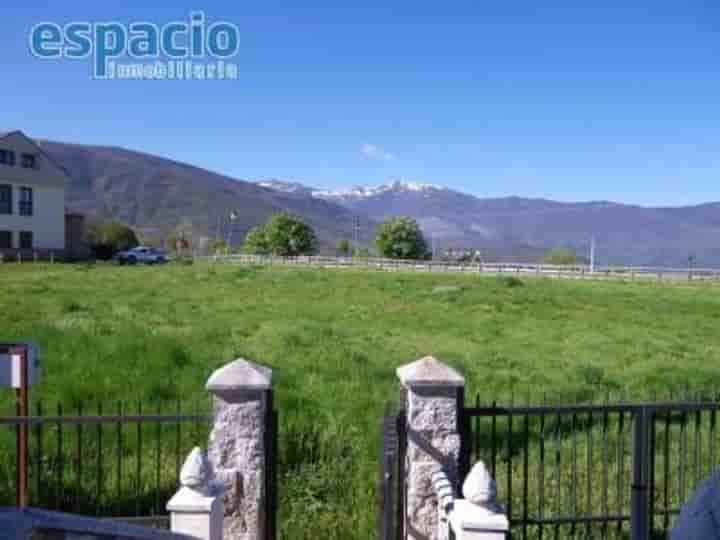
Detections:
[1, 262, 720, 538]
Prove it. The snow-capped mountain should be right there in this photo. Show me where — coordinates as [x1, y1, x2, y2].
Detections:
[255, 178, 720, 266]
[256, 179, 444, 200]
[256, 179, 317, 194]
[312, 180, 445, 201]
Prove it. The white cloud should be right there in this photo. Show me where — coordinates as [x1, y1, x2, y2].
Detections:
[361, 143, 395, 161]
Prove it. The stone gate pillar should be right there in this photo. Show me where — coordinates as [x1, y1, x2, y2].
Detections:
[397, 356, 465, 540]
[206, 359, 272, 540]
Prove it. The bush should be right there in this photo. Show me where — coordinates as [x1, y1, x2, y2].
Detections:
[498, 275, 524, 288]
[174, 255, 194, 266]
[211, 239, 229, 254]
[87, 220, 139, 260]
[542, 246, 579, 265]
[336, 239, 352, 256]
[375, 217, 429, 260]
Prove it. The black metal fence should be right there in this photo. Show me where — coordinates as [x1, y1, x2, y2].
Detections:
[0, 399, 212, 527]
[264, 389, 278, 540]
[461, 398, 720, 540]
[379, 405, 406, 540]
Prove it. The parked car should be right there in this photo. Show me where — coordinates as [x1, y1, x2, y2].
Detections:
[115, 246, 170, 265]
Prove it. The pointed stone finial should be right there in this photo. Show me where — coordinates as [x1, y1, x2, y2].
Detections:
[180, 447, 210, 491]
[206, 358, 272, 392]
[396, 356, 465, 387]
[463, 461, 497, 507]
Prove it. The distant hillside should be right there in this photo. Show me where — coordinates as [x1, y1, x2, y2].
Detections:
[39, 141, 375, 250]
[259, 179, 720, 266]
[36, 136, 720, 265]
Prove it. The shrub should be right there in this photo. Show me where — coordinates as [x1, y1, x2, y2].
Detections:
[86, 220, 139, 259]
[498, 275, 524, 288]
[542, 246, 579, 265]
[336, 239, 352, 256]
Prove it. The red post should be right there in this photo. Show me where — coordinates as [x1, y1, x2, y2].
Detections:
[15, 345, 29, 508]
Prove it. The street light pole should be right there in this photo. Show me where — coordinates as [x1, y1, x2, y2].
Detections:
[353, 216, 360, 257]
[226, 211, 238, 250]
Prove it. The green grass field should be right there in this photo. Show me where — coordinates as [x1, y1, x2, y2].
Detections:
[1, 262, 720, 538]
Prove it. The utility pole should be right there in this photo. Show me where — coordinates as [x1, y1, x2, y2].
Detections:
[226, 210, 238, 250]
[353, 216, 361, 256]
[590, 235, 596, 273]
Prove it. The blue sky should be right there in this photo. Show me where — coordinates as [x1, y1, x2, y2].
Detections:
[3, 1, 720, 206]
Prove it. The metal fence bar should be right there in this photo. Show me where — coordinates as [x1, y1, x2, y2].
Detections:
[56, 403, 63, 511]
[96, 401, 103, 516]
[264, 389, 277, 540]
[2, 400, 211, 525]
[0, 413, 211, 425]
[75, 401, 83, 513]
[379, 405, 404, 540]
[116, 401, 123, 517]
[459, 399, 720, 539]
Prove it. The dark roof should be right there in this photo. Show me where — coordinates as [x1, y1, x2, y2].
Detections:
[0, 129, 71, 180]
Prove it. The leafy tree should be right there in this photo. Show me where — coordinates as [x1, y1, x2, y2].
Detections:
[337, 238, 352, 256]
[87, 220, 139, 259]
[542, 246, 578, 265]
[243, 226, 270, 255]
[244, 213, 317, 256]
[211, 239, 229, 254]
[264, 213, 318, 256]
[375, 217, 429, 260]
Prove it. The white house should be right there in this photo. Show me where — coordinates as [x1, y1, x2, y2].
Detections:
[0, 130, 70, 258]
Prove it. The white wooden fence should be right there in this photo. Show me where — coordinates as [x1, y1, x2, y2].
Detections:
[208, 254, 720, 283]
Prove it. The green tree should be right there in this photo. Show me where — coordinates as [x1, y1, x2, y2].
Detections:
[264, 213, 318, 256]
[211, 239, 228, 254]
[337, 238, 352, 256]
[542, 246, 579, 265]
[375, 216, 429, 260]
[87, 220, 139, 259]
[244, 213, 317, 256]
[243, 226, 270, 255]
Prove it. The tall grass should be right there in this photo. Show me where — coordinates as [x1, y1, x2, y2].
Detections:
[1, 263, 720, 538]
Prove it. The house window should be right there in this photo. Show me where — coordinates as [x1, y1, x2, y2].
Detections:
[19, 187, 33, 216]
[0, 231, 11, 249]
[0, 149, 15, 166]
[21, 154, 36, 169]
[0, 185, 11, 214]
[19, 231, 33, 250]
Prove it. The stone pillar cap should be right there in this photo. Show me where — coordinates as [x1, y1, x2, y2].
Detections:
[206, 358, 272, 392]
[463, 461, 497, 505]
[180, 447, 210, 491]
[397, 356, 465, 387]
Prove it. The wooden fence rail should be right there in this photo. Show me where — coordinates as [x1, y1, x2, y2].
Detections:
[207, 254, 720, 283]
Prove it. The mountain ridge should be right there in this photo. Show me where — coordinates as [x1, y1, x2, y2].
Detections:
[257, 179, 720, 266]
[38, 139, 376, 250]
[29, 136, 720, 266]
